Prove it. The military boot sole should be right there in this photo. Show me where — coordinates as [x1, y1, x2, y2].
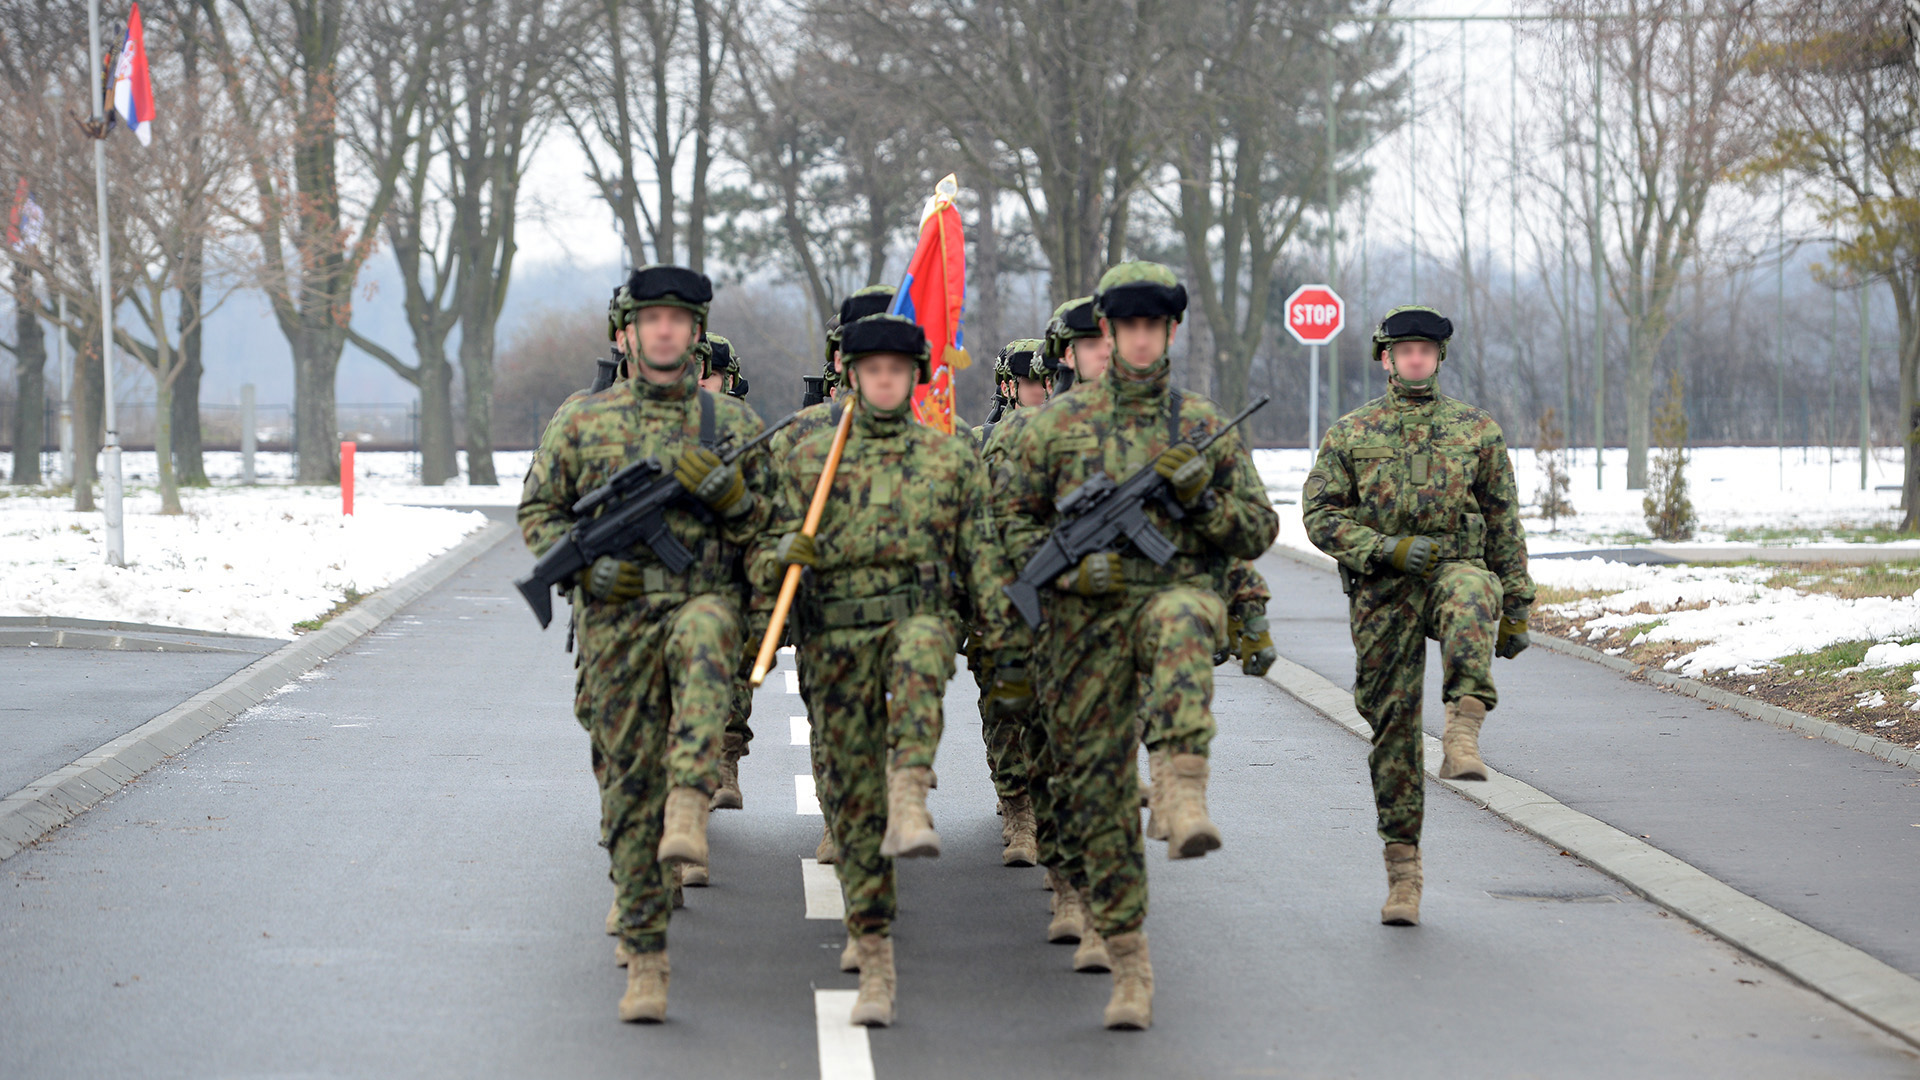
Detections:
[681, 864, 709, 887]
[1001, 840, 1038, 867]
[1103, 1002, 1152, 1030]
[849, 997, 894, 1027]
[1381, 904, 1421, 926]
[1438, 756, 1488, 782]
[618, 994, 667, 1023]
[1047, 916, 1083, 944]
[1167, 820, 1223, 860]
[879, 827, 941, 859]
[1073, 936, 1111, 972]
[839, 939, 860, 973]
[709, 787, 743, 810]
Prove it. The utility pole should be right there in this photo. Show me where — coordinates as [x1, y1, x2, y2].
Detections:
[1410, 21, 1419, 300]
[1776, 178, 1785, 489]
[88, 0, 124, 565]
[1591, 23, 1605, 490]
[1860, 288, 1870, 490]
[1326, 15, 1341, 425]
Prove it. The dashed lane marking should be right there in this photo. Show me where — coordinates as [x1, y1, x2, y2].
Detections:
[790, 716, 810, 746]
[801, 858, 844, 920]
[795, 774, 821, 816]
[814, 989, 875, 1080]
[784, 670, 800, 694]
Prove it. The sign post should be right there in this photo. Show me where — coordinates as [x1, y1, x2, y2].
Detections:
[1284, 285, 1345, 450]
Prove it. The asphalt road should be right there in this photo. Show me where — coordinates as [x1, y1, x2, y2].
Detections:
[2, 536, 1916, 1077]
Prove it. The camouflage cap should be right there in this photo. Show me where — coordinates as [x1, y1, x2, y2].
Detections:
[995, 338, 1043, 381]
[1042, 296, 1098, 369]
[1092, 262, 1187, 324]
[838, 313, 931, 385]
[1372, 304, 1452, 362]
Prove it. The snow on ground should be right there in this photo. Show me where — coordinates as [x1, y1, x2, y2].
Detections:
[80, 449, 537, 506]
[0, 473, 493, 638]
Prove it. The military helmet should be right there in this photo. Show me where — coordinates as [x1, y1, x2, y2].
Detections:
[824, 284, 899, 377]
[1092, 262, 1187, 324]
[995, 338, 1043, 382]
[1042, 296, 1099, 370]
[608, 264, 713, 341]
[703, 333, 740, 378]
[1371, 304, 1452, 363]
[838, 313, 931, 385]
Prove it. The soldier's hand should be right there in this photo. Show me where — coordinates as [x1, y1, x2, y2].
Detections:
[987, 662, 1034, 718]
[1153, 443, 1210, 505]
[675, 446, 750, 517]
[1496, 614, 1530, 659]
[1384, 535, 1440, 577]
[1062, 551, 1122, 597]
[774, 531, 816, 569]
[586, 555, 646, 602]
[1239, 615, 1276, 677]
[1216, 616, 1244, 666]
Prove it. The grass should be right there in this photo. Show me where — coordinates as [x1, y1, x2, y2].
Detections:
[1718, 521, 1910, 545]
[293, 587, 368, 633]
[1759, 560, 1920, 601]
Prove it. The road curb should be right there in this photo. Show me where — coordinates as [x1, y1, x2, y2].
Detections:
[1259, 651, 1920, 1051]
[0, 521, 515, 863]
[1266, 542, 1916, 771]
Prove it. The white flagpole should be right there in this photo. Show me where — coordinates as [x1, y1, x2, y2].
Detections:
[89, 0, 123, 565]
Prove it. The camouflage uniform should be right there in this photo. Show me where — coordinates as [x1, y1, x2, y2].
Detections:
[518, 269, 768, 961]
[1002, 265, 1279, 940]
[1301, 307, 1534, 847]
[975, 339, 1046, 810]
[751, 315, 1018, 941]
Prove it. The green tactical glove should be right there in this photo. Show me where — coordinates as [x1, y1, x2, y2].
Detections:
[1239, 614, 1276, 677]
[586, 555, 646, 602]
[1215, 615, 1244, 666]
[987, 662, 1034, 718]
[1063, 551, 1122, 597]
[774, 531, 816, 569]
[1383, 534, 1440, 577]
[1153, 443, 1210, 505]
[1496, 614, 1531, 659]
[674, 446, 750, 517]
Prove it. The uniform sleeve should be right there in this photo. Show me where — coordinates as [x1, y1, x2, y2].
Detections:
[1188, 430, 1280, 560]
[1228, 560, 1271, 623]
[1300, 428, 1384, 574]
[517, 410, 581, 559]
[747, 437, 807, 596]
[999, 417, 1057, 569]
[719, 407, 771, 548]
[1478, 430, 1534, 615]
[956, 450, 1026, 654]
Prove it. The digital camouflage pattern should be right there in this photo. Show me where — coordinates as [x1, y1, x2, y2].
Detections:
[750, 401, 1019, 938]
[1002, 363, 1279, 936]
[1300, 380, 1533, 846]
[1222, 559, 1271, 630]
[972, 402, 1048, 804]
[519, 367, 769, 955]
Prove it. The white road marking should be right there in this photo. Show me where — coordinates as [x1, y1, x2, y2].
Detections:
[795, 774, 821, 816]
[784, 669, 801, 694]
[814, 989, 875, 1080]
[790, 716, 811, 745]
[779, 645, 795, 655]
[801, 858, 844, 920]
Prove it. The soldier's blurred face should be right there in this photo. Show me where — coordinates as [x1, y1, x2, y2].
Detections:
[1104, 316, 1178, 376]
[849, 353, 916, 411]
[1015, 375, 1049, 407]
[1070, 335, 1111, 381]
[1383, 339, 1440, 381]
[635, 306, 699, 379]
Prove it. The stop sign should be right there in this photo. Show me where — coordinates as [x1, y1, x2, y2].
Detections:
[1284, 285, 1344, 346]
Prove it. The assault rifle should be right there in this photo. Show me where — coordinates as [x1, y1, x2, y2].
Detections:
[1002, 395, 1270, 629]
[589, 349, 622, 394]
[514, 411, 798, 628]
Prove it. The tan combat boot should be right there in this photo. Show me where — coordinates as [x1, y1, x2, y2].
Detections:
[879, 766, 941, 858]
[618, 949, 670, 1022]
[840, 936, 860, 973]
[672, 862, 686, 908]
[1162, 753, 1223, 859]
[1102, 931, 1153, 1029]
[1073, 924, 1111, 973]
[682, 863, 709, 887]
[657, 787, 710, 867]
[815, 825, 838, 865]
[711, 733, 746, 810]
[1438, 696, 1490, 781]
[1046, 870, 1085, 943]
[1143, 748, 1170, 841]
[1001, 793, 1038, 867]
[848, 934, 896, 1027]
[1381, 843, 1422, 926]
[605, 898, 619, 936]
[615, 940, 632, 967]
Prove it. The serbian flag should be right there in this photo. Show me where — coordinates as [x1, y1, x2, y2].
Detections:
[8, 179, 44, 251]
[112, 3, 155, 146]
[889, 174, 970, 433]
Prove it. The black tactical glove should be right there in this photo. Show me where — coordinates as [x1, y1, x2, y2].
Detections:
[774, 531, 816, 569]
[1062, 551, 1122, 597]
[674, 446, 750, 517]
[987, 662, 1034, 718]
[1496, 613, 1531, 659]
[1382, 535, 1440, 577]
[586, 555, 646, 602]
[1153, 443, 1210, 505]
[1238, 614, 1276, 677]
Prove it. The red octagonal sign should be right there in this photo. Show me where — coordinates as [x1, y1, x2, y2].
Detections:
[1284, 284, 1344, 346]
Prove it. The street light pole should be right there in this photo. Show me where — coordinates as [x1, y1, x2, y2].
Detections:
[88, 0, 123, 565]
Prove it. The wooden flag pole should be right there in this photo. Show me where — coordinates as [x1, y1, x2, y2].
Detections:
[748, 399, 856, 687]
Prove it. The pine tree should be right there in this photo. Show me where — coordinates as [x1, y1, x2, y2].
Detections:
[1643, 369, 1696, 542]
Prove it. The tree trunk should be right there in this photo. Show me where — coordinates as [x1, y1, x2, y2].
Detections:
[420, 346, 457, 485]
[293, 330, 342, 483]
[72, 331, 100, 511]
[154, 372, 183, 514]
[1625, 331, 1656, 490]
[459, 322, 497, 486]
[10, 265, 46, 486]
[173, 235, 208, 486]
[1900, 297, 1918, 533]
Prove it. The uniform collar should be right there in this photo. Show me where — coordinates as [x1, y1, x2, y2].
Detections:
[629, 363, 698, 403]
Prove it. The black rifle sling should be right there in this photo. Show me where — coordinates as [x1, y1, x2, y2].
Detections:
[698, 388, 717, 450]
[1167, 388, 1183, 446]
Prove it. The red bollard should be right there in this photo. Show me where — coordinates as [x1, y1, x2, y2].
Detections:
[341, 441, 356, 516]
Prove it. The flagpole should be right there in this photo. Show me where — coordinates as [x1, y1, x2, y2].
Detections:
[89, 0, 123, 565]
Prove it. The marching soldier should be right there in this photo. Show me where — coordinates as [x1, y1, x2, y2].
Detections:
[1002, 263, 1279, 1029]
[519, 264, 769, 1023]
[1300, 305, 1534, 927]
[752, 313, 1025, 1028]
[691, 331, 754, 826]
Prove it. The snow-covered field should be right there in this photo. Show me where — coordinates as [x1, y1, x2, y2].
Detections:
[0, 457, 503, 638]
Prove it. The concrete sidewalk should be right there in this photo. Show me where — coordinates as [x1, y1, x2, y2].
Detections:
[1258, 549, 1920, 983]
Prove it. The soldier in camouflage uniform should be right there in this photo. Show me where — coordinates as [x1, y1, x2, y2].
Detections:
[752, 313, 1026, 1028]
[519, 264, 769, 1023]
[1003, 263, 1279, 1030]
[690, 331, 756, 830]
[769, 284, 897, 868]
[1300, 304, 1534, 927]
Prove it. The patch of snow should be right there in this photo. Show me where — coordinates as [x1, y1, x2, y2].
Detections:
[1853, 690, 1889, 710]
[1859, 641, 1920, 670]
